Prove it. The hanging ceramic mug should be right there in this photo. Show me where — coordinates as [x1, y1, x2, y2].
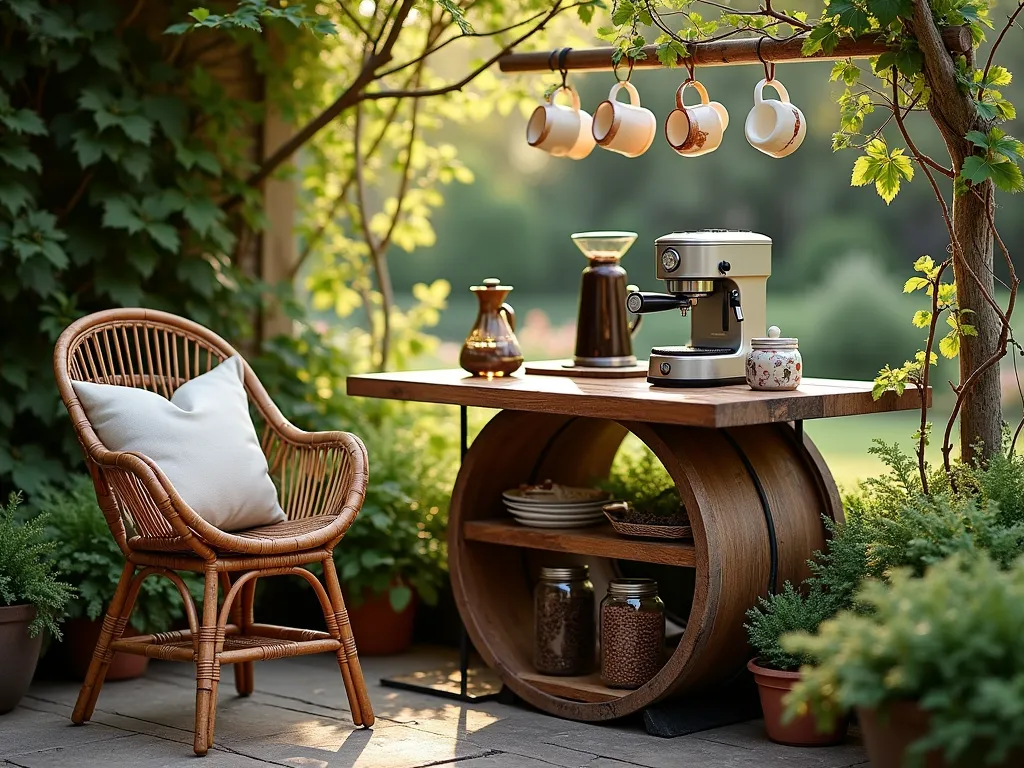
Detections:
[526, 85, 595, 160]
[744, 78, 807, 158]
[664, 80, 729, 157]
[592, 82, 657, 158]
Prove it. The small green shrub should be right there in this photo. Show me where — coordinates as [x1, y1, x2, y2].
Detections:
[598, 442, 683, 520]
[746, 439, 1024, 670]
[784, 552, 1024, 767]
[745, 584, 840, 671]
[0, 492, 74, 637]
[35, 476, 198, 634]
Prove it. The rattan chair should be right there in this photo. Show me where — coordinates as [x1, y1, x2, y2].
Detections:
[53, 308, 374, 755]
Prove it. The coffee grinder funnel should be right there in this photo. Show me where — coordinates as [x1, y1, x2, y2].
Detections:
[570, 231, 641, 368]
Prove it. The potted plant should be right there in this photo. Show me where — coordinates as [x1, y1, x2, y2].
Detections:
[598, 446, 690, 535]
[331, 440, 449, 656]
[785, 552, 1024, 768]
[35, 477, 198, 680]
[744, 584, 849, 746]
[0, 492, 74, 713]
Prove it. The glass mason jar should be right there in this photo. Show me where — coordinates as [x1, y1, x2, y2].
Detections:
[600, 578, 665, 689]
[533, 565, 596, 676]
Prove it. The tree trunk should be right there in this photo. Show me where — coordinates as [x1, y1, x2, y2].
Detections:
[912, 0, 1002, 463]
[951, 181, 1001, 462]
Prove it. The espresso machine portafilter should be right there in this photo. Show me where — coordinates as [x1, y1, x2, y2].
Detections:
[626, 230, 771, 386]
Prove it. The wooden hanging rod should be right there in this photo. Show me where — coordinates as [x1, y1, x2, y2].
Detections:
[497, 26, 971, 73]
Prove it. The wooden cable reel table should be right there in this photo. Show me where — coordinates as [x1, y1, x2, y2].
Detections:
[346, 369, 926, 721]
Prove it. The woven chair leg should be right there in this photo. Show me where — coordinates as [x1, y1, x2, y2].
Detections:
[234, 578, 257, 697]
[72, 562, 136, 725]
[194, 567, 221, 756]
[322, 557, 374, 728]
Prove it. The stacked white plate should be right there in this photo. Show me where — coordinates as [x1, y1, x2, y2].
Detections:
[502, 485, 611, 529]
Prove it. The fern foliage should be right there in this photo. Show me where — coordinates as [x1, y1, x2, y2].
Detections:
[0, 492, 75, 637]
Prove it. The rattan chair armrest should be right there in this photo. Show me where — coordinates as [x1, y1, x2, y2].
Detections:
[262, 424, 368, 537]
[89, 447, 220, 558]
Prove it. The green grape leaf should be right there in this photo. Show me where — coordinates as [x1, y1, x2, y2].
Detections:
[904, 276, 930, 292]
[831, 0, 869, 34]
[119, 114, 152, 145]
[612, 0, 636, 26]
[851, 139, 914, 203]
[2, 107, 46, 136]
[101, 197, 145, 234]
[961, 155, 1024, 193]
[146, 222, 180, 253]
[912, 310, 932, 328]
[868, 0, 912, 26]
[0, 179, 32, 214]
[182, 198, 222, 237]
[0, 141, 40, 172]
[939, 331, 960, 358]
[984, 65, 1012, 87]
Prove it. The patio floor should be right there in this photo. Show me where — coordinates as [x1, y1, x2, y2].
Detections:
[2, 647, 868, 768]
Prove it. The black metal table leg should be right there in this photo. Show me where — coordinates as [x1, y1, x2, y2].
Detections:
[379, 405, 503, 702]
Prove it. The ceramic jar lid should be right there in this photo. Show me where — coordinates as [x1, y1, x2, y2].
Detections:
[751, 325, 798, 349]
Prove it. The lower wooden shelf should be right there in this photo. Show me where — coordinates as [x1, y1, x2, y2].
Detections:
[518, 672, 630, 703]
[462, 518, 697, 567]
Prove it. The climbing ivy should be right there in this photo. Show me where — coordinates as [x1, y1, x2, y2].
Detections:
[0, 0, 277, 495]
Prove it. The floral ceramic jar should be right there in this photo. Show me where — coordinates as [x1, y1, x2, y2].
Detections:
[746, 326, 801, 391]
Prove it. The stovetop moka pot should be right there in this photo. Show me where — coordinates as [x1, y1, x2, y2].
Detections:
[571, 231, 642, 368]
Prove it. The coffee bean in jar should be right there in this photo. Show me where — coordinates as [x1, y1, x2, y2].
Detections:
[600, 578, 665, 689]
[533, 565, 595, 676]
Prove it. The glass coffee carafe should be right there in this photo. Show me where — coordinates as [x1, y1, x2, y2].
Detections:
[459, 278, 524, 377]
[571, 231, 642, 367]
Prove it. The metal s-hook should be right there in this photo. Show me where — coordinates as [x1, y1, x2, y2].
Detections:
[547, 47, 572, 91]
[756, 36, 775, 82]
[557, 46, 571, 90]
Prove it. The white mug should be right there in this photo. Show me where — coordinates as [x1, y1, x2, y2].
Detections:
[592, 82, 657, 158]
[664, 80, 729, 157]
[744, 78, 806, 158]
[526, 85, 595, 160]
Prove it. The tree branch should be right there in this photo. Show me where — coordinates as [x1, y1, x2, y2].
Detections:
[57, 170, 96, 223]
[116, 0, 147, 36]
[983, 0, 1024, 85]
[289, 62, 423, 281]
[365, 2, 575, 102]
[377, 7, 553, 78]
[224, 0, 416, 211]
[338, 0, 372, 39]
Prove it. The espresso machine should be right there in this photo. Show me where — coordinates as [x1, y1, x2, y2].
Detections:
[626, 230, 771, 386]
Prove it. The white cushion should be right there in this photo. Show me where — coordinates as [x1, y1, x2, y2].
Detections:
[72, 355, 286, 532]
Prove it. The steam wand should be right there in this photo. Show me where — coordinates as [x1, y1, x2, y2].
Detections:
[626, 291, 695, 317]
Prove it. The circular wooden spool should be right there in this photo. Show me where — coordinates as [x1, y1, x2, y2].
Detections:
[449, 412, 842, 721]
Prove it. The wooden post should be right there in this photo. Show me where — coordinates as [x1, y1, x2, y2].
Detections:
[497, 26, 971, 74]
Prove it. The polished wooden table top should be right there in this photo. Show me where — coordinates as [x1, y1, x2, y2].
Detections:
[346, 365, 928, 428]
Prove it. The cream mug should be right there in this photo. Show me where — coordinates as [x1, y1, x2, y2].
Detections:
[744, 79, 806, 158]
[526, 85, 595, 160]
[592, 82, 657, 158]
[664, 80, 729, 157]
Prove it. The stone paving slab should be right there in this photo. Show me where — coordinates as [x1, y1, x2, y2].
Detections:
[0, 649, 867, 768]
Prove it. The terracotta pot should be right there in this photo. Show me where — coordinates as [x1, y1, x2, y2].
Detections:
[859, 702, 1024, 768]
[345, 588, 416, 656]
[63, 617, 149, 681]
[748, 659, 848, 747]
[0, 604, 44, 714]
